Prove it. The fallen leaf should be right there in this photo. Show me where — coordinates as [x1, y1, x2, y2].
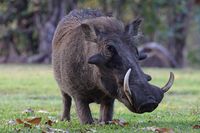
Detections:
[16, 119, 32, 128]
[7, 120, 17, 125]
[142, 126, 157, 132]
[193, 125, 200, 129]
[24, 123, 32, 128]
[87, 128, 97, 133]
[155, 128, 174, 133]
[80, 128, 97, 133]
[22, 108, 34, 114]
[48, 116, 59, 123]
[26, 117, 42, 125]
[38, 110, 49, 114]
[109, 119, 129, 126]
[16, 119, 24, 124]
[15, 117, 42, 129]
[45, 119, 55, 126]
[142, 126, 174, 133]
[42, 126, 67, 133]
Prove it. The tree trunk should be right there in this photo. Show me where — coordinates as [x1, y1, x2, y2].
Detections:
[167, 14, 188, 68]
[167, 1, 193, 68]
[113, 0, 126, 20]
[28, 0, 77, 63]
[99, 0, 110, 14]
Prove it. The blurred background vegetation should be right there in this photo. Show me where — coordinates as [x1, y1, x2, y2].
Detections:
[0, 0, 200, 68]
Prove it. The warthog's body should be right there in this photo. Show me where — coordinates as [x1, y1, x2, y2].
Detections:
[53, 10, 118, 102]
[52, 9, 174, 124]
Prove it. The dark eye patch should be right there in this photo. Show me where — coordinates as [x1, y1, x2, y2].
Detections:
[106, 44, 116, 54]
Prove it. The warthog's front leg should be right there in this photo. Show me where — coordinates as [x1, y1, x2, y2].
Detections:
[99, 97, 114, 123]
[74, 98, 94, 124]
[61, 91, 72, 121]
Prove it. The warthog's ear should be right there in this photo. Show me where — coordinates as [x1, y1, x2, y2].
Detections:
[125, 18, 142, 36]
[138, 52, 147, 60]
[88, 54, 106, 65]
[81, 23, 98, 42]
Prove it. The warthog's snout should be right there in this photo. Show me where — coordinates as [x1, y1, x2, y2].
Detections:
[138, 100, 158, 113]
[122, 68, 174, 114]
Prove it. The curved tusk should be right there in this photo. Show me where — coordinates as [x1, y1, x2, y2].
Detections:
[124, 68, 133, 105]
[162, 72, 174, 93]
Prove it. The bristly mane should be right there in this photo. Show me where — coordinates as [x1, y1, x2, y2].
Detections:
[64, 9, 105, 22]
[64, 9, 124, 34]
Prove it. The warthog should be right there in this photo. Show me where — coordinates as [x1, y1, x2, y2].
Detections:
[52, 9, 174, 124]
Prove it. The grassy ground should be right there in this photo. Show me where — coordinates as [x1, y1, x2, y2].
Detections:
[0, 65, 199, 133]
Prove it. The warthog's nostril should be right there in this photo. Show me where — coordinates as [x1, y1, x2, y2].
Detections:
[138, 101, 158, 113]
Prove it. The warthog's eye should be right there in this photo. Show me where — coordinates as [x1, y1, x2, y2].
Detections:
[102, 44, 116, 58]
[105, 44, 116, 55]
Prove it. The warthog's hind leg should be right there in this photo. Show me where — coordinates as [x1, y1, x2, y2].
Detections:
[61, 91, 72, 121]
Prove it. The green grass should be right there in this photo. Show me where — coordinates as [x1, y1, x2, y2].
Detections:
[0, 65, 199, 133]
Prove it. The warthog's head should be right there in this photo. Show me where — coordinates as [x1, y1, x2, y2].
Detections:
[80, 17, 174, 113]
